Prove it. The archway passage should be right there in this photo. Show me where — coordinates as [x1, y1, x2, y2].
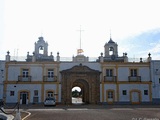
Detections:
[61, 64, 101, 105]
[71, 79, 89, 104]
[72, 86, 82, 104]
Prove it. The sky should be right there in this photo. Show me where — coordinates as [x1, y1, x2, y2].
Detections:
[1, 0, 160, 60]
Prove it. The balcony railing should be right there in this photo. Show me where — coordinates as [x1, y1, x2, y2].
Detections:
[128, 76, 141, 82]
[43, 76, 57, 82]
[104, 76, 117, 82]
[18, 76, 32, 82]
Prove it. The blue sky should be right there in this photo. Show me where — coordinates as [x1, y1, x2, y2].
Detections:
[0, 0, 160, 60]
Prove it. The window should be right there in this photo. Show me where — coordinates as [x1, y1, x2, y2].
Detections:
[144, 90, 148, 95]
[122, 90, 127, 95]
[159, 78, 160, 84]
[47, 91, 54, 97]
[130, 69, 137, 77]
[22, 69, 29, 77]
[108, 91, 113, 99]
[10, 91, 14, 96]
[48, 69, 54, 78]
[106, 69, 113, 77]
[34, 90, 38, 96]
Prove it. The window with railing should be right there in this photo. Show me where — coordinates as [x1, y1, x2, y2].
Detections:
[43, 69, 57, 82]
[104, 69, 116, 82]
[129, 69, 141, 82]
[18, 69, 31, 81]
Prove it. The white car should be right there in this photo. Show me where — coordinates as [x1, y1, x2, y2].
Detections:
[44, 97, 56, 106]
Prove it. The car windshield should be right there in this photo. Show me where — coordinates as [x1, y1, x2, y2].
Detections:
[46, 98, 55, 100]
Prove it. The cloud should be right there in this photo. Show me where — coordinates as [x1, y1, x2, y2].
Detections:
[118, 28, 160, 59]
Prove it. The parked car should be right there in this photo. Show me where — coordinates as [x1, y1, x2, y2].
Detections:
[44, 97, 56, 106]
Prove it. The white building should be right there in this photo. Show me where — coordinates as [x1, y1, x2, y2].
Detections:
[151, 60, 160, 104]
[100, 38, 152, 104]
[0, 60, 5, 100]
[3, 36, 153, 105]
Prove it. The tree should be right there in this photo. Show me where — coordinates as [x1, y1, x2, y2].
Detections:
[72, 90, 79, 98]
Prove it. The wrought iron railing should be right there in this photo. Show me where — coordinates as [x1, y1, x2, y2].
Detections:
[104, 76, 117, 82]
[43, 76, 57, 82]
[18, 76, 32, 82]
[128, 76, 141, 82]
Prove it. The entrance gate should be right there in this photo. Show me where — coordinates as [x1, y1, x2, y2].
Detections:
[60, 64, 101, 104]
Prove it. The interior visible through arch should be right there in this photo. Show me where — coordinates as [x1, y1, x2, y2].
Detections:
[71, 86, 83, 104]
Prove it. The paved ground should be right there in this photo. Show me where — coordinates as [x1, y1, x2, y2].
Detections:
[3, 100, 160, 120]
[24, 105, 160, 120]
[15, 104, 160, 120]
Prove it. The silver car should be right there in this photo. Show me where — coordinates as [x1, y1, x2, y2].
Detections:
[44, 97, 56, 106]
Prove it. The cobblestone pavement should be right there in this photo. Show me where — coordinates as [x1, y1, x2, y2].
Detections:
[17, 104, 160, 120]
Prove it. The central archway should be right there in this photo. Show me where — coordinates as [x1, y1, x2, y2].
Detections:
[60, 64, 101, 105]
[72, 79, 89, 104]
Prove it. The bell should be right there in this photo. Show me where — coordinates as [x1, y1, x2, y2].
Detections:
[109, 47, 113, 51]
[40, 46, 43, 50]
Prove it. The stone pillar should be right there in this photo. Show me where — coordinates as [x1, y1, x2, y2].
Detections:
[5, 51, 10, 62]
[124, 53, 128, 62]
[147, 53, 152, 62]
[100, 52, 104, 63]
[56, 52, 60, 62]
[32, 52, 36, 62]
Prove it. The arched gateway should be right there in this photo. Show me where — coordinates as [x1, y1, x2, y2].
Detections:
[60, 64, 101, 104]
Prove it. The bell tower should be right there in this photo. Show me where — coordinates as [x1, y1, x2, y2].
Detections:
[26, 36, 54, 62]
[102, 35, 126, 62]
[104, 37, 118, 58]
[35, 36, 48, 56]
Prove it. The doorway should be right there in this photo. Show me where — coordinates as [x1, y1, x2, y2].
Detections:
[20, 92, 28, 104]
[130, 90, 141, 104]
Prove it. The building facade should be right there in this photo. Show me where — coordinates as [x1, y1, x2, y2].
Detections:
[151, 60, 160, 104]
[2, 36, 153, 104]
[0, 61, 5, 99]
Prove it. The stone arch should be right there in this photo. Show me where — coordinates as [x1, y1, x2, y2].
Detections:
[60, 64, 101, 105]
[72, 79, 89, 103]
